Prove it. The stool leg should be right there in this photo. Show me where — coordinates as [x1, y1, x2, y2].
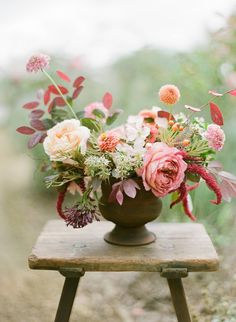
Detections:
[54, 276, 80, 322]
[167, 278, 192, 322]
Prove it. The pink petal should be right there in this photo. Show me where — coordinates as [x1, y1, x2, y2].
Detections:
[123, 180, 137, 198]
[116, 189, 124, 205]
[184, 105, 201, 112]
[208, 90, 223, 97]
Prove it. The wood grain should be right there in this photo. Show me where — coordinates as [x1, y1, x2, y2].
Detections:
[28, 220, 219, 272]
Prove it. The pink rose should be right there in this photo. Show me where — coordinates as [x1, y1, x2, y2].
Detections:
[141, 142, 187, 197]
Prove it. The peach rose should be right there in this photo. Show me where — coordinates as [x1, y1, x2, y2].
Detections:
[43, 119, 90, 161]
[141, 142, 187, 197]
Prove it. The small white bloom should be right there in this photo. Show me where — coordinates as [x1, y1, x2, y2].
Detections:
[125, 115, 150, 142]
[43, 119, 90, 161]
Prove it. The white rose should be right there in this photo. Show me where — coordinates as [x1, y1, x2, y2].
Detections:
[43, 119, 90, 161]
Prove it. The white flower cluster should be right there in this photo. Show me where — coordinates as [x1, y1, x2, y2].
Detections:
[191, 117, 206, 135]
[84, 156, 111, 180]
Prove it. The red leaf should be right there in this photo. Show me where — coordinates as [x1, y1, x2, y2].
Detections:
[28, 132, 44, 149]
[56, 70, 71, 83]
[54, 96, 66, 107]
[208, 90, 223, 97]
[44, 90, 51, 105]
[102, 92, 113, 109]
[73, 76, 85, 88]
[229, 89, 236, 96]
[157, 111, 175, 120]
[30, 119, 45, 131]
[72, 86, 83, 100]
[48, 100, 56, 113]
[185, 105, 201, 112]
[22, 101, 39, 109]
[30, 109, 45, 119]
[210, 102, 224, 126]
[16, 126, 35, 135]
[39, 133, 47, 143]
[48, 85, 68, 95]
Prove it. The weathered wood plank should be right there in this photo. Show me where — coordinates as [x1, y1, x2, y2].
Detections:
[28, 220, 219, 272]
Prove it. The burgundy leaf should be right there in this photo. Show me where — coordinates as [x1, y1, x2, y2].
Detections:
[102, 92, 113, 109]
[72, 86, 83, 100]
[56, 70, 71, 83]
[209, 102, 224, 125]
[28, 132, 44, 149]
[73, 76, 85, 88]
[16, 126, 35, 135]
[30, 109, 45, 119]
[157, 111, 175, 120]
[185, 105, 201, 112]
[44, 90, 51, 105]
[22, 101, 39, 110]
[39, 133, 47, 143]
[54, 96, 66, 107]
[48, 85, 68, 95]
[228, 89, 236, 96]
[208, 90, 223, 97]
[30, 119, 45, 131]
[48, 99, 56, 113]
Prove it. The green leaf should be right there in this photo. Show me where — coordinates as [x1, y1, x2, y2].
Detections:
[42, 118, 55, 130]
[67, 96, 73, 106]
[186, 172, 201, 183]
[50, 109, 69, 120]
[106, 112, 120, 125]
[76, 111, 85, 119]
[80, 118, 101, 132]
[92, 109, 106, 118]
[143, 117, 155, 123]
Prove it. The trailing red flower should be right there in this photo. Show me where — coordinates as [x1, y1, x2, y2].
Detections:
[182, 195, 196, 221]
[170, 182, 187, 208]
[170, 181, 199, 221]
[187, 163, 222, 205]
[56, 190, 67, 220]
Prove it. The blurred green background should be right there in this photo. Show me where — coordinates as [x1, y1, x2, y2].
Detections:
[1, 4, 236, 322]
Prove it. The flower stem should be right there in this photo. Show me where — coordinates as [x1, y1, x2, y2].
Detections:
[42, 69, 78, 119]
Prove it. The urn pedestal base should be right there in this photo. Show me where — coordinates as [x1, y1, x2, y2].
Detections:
[103, 224, 156, 246]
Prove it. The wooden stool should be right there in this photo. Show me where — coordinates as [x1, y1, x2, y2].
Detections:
[28, 220, 219, 322]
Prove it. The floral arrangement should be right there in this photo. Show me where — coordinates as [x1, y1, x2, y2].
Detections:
[17, 54, 236, 228]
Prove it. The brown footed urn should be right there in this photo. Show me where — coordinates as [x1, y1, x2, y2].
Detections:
[99, 179, 162, 246]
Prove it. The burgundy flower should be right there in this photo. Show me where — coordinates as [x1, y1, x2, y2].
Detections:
[64, 204, 100, 228]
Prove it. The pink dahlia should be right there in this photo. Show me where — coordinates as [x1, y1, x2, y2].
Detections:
[98, 132, 120, 152]
[204, 124, 225, 151]
[26, 54, 50, 73]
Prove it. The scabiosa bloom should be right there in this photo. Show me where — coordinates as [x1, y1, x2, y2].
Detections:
[98, 132, 120, 152]
[64, 203, 100, 228]
[159, 84, 180, 105]
[203, 124, 225, 151]
[26, 54, 50, 73]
